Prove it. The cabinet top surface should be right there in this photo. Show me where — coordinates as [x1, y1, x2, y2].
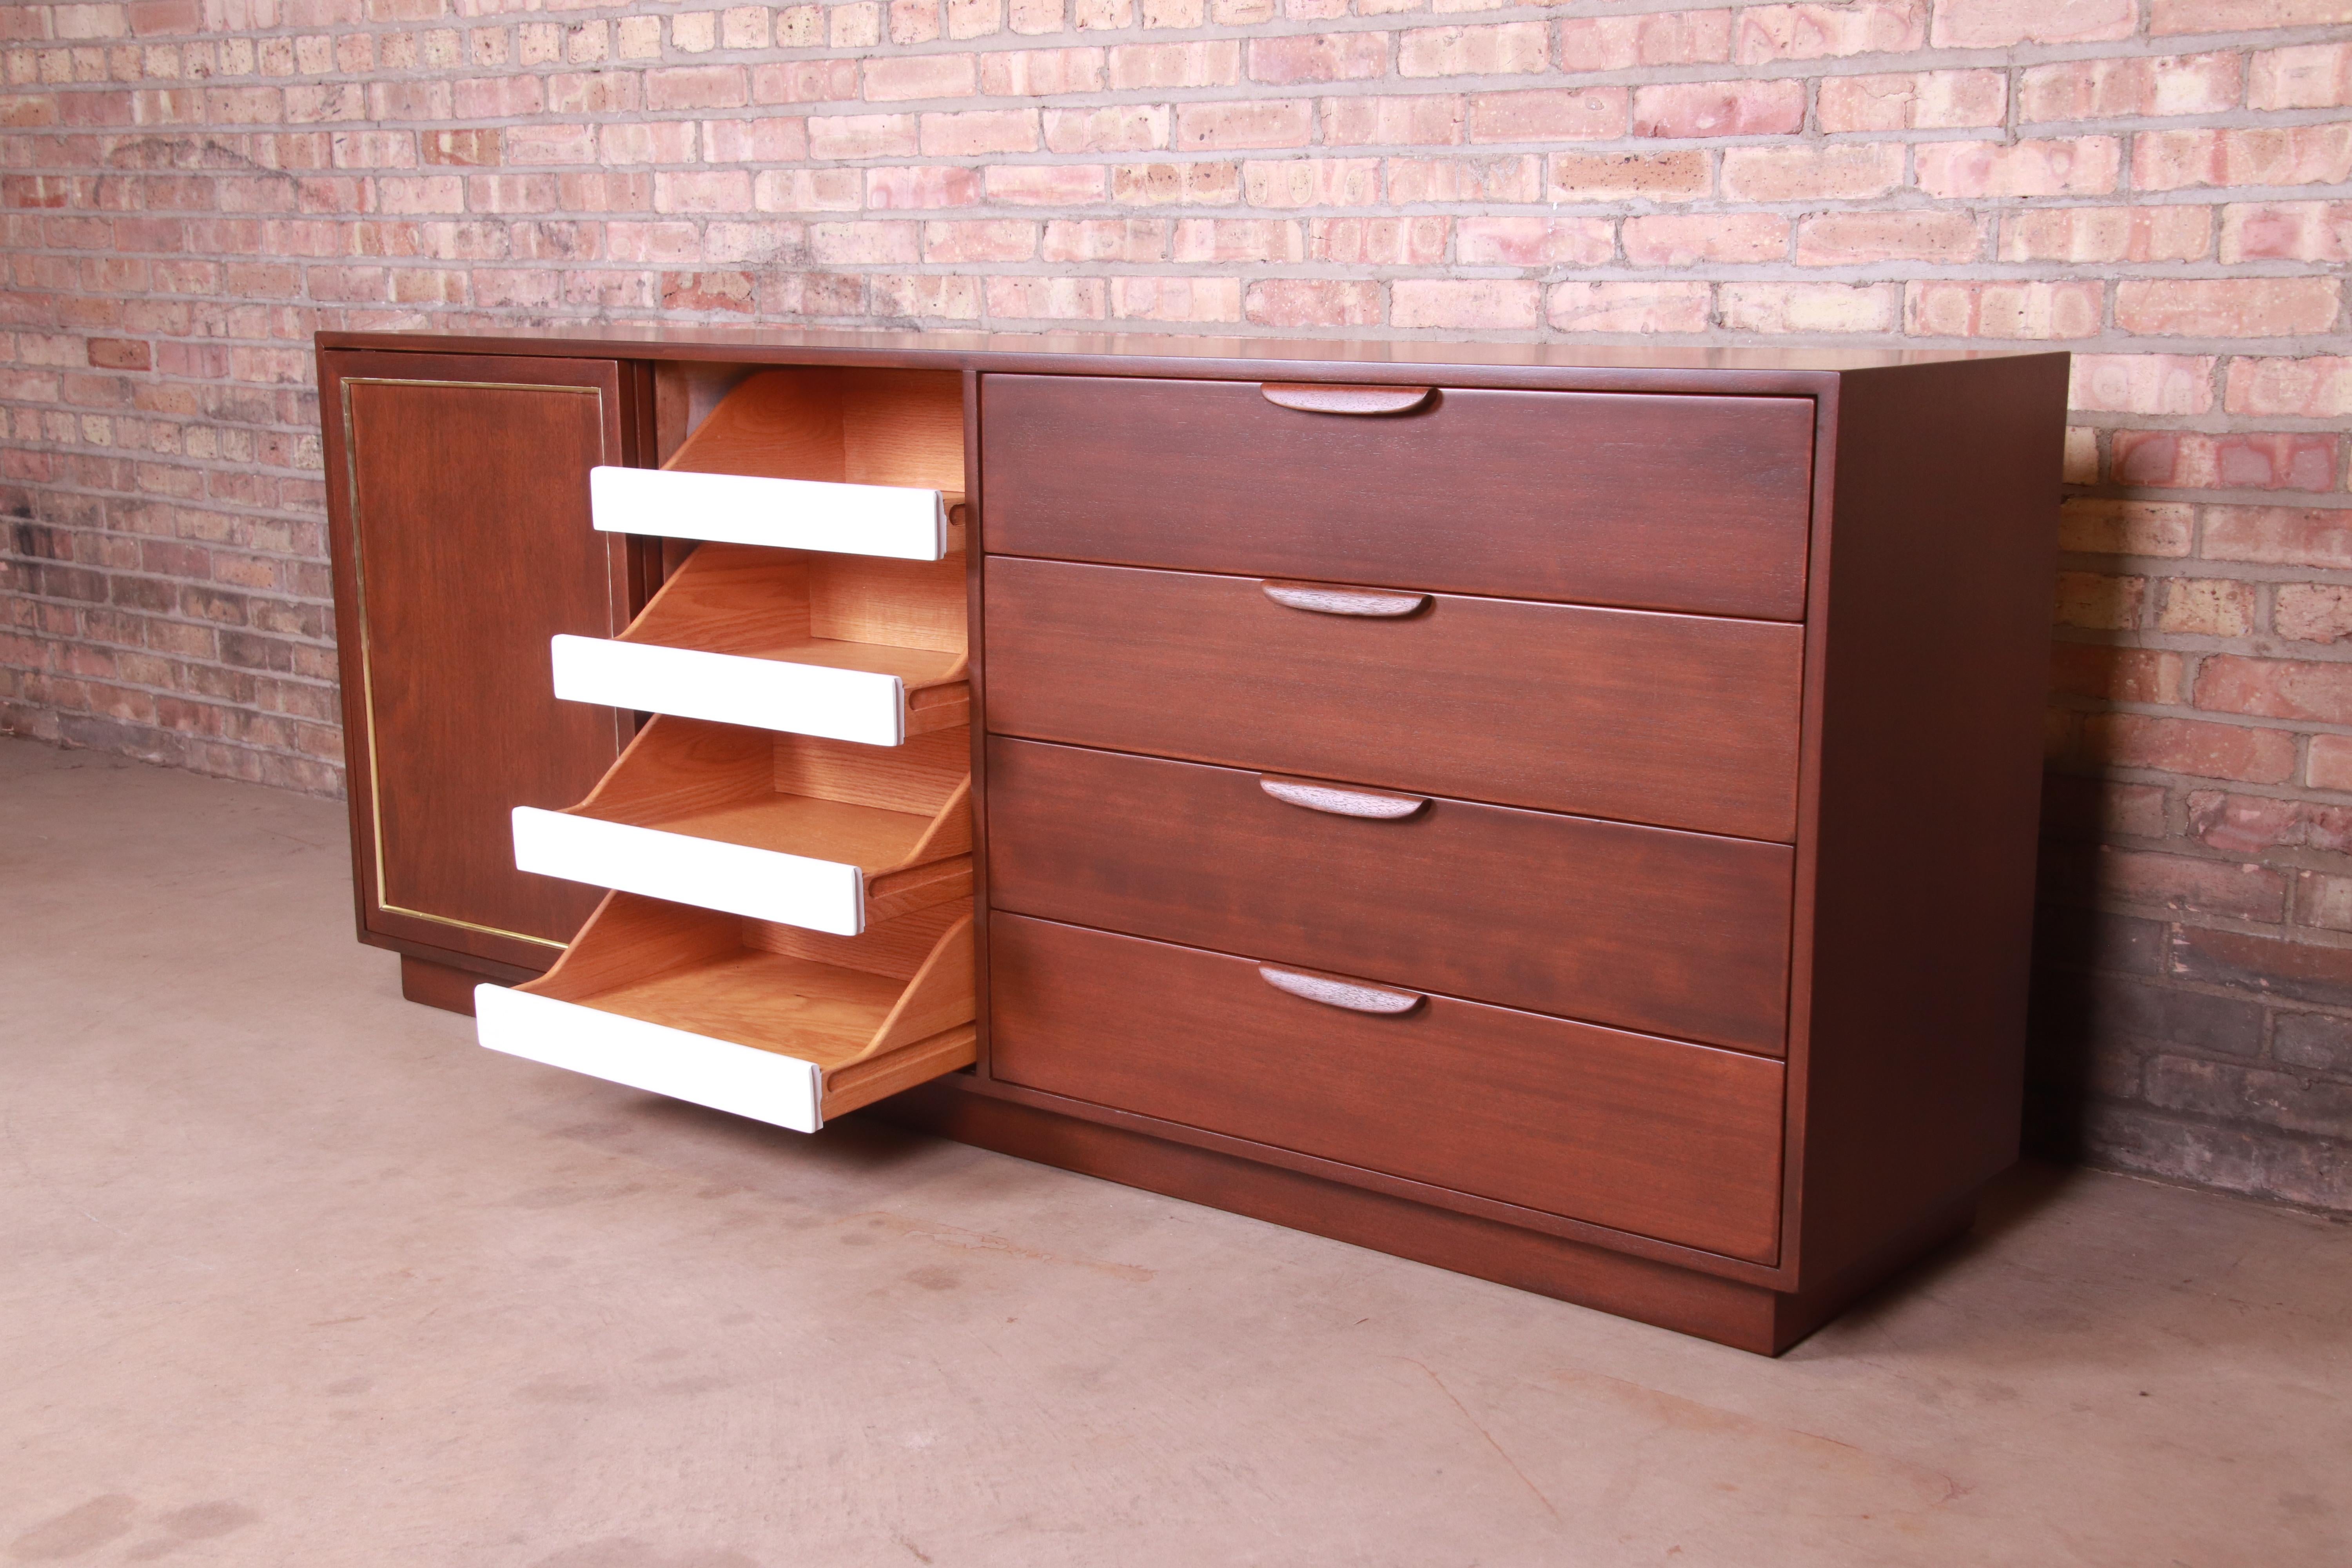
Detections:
[318, 324, 2063, 387]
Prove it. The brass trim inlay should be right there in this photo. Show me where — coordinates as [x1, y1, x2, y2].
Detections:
[341, 375, 613, 951]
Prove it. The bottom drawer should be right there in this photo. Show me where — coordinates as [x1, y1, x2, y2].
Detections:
[989, 914, 1784, 1263]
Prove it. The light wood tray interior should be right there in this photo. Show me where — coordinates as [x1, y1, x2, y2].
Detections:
[565, 715, 973, 914]
[523, 892, 976, 1112]
[666, 367, 967, 515]
[617, 541, 969, 725]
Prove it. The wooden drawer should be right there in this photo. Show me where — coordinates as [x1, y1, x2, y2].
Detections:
[980, 375, 1814, 621]
[984, 559, 1804, 842]
[553, 541, 968, 747]
[989, 914, 1785, 1263]
[593, 366, 966, 560]
[985, 739, 1791, 1053]
[512, 717, 971, 936]
[477, 894, 976, 1134]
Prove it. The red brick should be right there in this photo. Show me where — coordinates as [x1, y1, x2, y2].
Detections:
[2250, 42, 2352, 109]
[1721, 282, 1899, 333]
[1241, 157, 1378, 207]
[1397, 23, 1550, 78]
[807, 114, 918, 160]
[1467, 88, 1627, 144]
[1631, 79, 1805, 138]
[2114, 430, 2338, 490]
[1455, 216, 1613, 266]
[1384, 154, 1541, 203]
[1107, 40, 1239, 90]
[1935, 0, 2138, 46]
[1721, 143, 1902, 201]
[2134, 125, 2352, 191]
[1624, 211, 1788, 266]
[920, 107, 1038, 156]
[2115, 278, 2342, 337]
[1546, 149, 1710, 203]
[1797, 209, 1984, 265]
[1244, 278, 1383, 328]
[2000, 205, 2211, 263]
[751, 60, 862, 105]
[1322, 95, 1465, 147]
[2220, 202, 2352, 263]
[1111, 276, 1241, 322]
[2083, 713, 2297, 784]
[2204, 506, 2352, 568]
[1817, 70, 2006, 131]
[646, 66, 748, 113]
[2071, 355, 2217, 415]
[922, 218, 1037, 261]
[2151, 0, 2352, 34]
[2189, 790, 2352, 853]
[2196, 655, 2352, 726]
[86, 337, 151, 370]
[1906, 280, 2103, 339]
[1305, 216, 1448, 265]
[1171, 218, 1302, 262]
[2061, 498, 2196, 555]
[2054, 570, 2146, 630]
[1111, 160, 1240, 205]
[1042, 217, 1170, 262]
[1548, 281, 1712, 333]
[984, 275, 1105, 319]
[1737, 1, 1928, 62]
[863, 53, 977, 102]
[1916, 138, 2122, 198]
[1555, 11, 1732, 71]
[981, 47, 1105, 96]
[986, 162, 1109, 203]
[2225, 357, 2352, 418]
[1392, 278, 1542, 330]
[868, 165, 985, 209]
[1247, 32, 1388, 84]
[2312, 735, 2352, 792]
[2050, 642, 2185, 702]
[1044, 104, 1169, 153]
[1177, 100, 1313, 151]
[2019, 53, 2243, 121]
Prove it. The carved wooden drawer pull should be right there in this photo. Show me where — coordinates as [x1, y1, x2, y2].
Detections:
[1260, 383, 1434, 417]
[1260, 580, 1430, 618]
[1258, 775, 1427, 820]
[1257, 966, 1425, 1016]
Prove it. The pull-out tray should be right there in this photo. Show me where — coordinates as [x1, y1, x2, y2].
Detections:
[553, 542, 969, 746]
[593, 367, 968, 559]
[476, 894, 975, 1133]
[513, 717, 971, 935]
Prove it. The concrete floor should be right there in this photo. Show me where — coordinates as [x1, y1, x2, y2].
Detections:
[4, 736, 2349, 1568]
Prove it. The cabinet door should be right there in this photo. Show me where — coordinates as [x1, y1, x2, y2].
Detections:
[322, 350, 643, 973]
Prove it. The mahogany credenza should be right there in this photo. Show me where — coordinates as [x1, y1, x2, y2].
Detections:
[318, 328, 2067, 1354]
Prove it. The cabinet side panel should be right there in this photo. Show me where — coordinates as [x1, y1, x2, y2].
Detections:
[1795, 353, 2069, 1285]
[325, 349, 635, 970]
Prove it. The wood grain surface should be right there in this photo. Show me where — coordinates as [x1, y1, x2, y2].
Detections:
[987, 914, 1786, 1263]
[981, 375, 1814, 619]
[983, 559, 1805, 840]
[327, 353, 635, 962]
[985, 738, 1794, 1051]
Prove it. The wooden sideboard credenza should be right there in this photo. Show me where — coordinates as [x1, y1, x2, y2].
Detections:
[318, 328, 2067, 1354]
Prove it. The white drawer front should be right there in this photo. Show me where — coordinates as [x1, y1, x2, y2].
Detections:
[511, 807, 866, 935]
[476, 984, 826, 1132]
[591, 466, 947, 561]
[550, 634, 906, 746]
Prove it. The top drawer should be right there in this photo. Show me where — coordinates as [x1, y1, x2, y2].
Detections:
[980, 375, 1815, 621]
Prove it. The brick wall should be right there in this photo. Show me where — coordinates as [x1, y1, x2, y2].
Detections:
[3, 0, 2349, 1207]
